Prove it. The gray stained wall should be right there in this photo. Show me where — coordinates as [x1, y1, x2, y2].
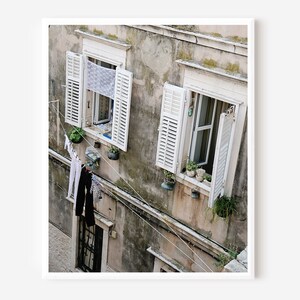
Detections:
[48, 24, 248, 272]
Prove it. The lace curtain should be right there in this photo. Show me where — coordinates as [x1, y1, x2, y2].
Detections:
[87, 60, 116, 99]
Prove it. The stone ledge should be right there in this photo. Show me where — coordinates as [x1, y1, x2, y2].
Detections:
[223, 259, 247, 272]
[223, 247, 248, 272]
[127, 25, 247, 56]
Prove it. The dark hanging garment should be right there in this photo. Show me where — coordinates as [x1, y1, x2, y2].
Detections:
[75, 166, 95, 227]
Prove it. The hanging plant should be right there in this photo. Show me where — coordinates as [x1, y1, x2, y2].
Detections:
[203, 174, 212, 187]
[186, 160, 198, 177]
[161, 170, 176, 191]
[107, 145, 120, 160]
[68, 127, 85, 144]
[191, 189, 200, 199]
[213, 195, 237, 218]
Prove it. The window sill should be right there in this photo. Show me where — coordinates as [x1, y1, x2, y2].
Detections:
[83, 126, 112, 147]
[176, 173, 211, 195]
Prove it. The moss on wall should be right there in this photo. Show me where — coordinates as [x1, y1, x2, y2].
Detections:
[48, 25, 249, 263]
[121, 204, 159, 271]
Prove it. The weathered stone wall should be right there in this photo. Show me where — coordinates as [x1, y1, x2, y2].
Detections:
[49, 157, 73, 236]
[48, 24, 248, 271]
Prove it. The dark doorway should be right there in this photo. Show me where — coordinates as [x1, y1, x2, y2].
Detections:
[77, 216, 103, 272]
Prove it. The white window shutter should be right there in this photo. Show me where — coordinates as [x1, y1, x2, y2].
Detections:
[111, 67, 133, 152]
[208, 110, 235, 208]
[65, 51, 83, 127]
[156, 83, 186, 173]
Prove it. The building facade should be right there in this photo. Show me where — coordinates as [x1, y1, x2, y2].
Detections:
[48, 24, 249, 273]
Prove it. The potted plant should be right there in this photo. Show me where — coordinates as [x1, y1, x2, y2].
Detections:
[196, 168, 205, 182]
[191, 188, 200, 199]
[186, 160, 198, 177]
[68, 127, 85, 144]
[161, 170, 176, 191]
[203, 174, 212, 187]
[107, 145, 120, 160]
[213, 195, 237, 218]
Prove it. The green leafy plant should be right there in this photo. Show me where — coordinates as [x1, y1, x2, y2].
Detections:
[163, 170, 176, 183]
[68, 127, 85, 143]
[161, 169, 176, 190]
[213, 195, 237, 218]
[203, 174, 212, 182]
[108, 145, 119, 154]
[186, 160, 198, 171]
[215, 253, 232, 268]
[215, 244, 238, 268]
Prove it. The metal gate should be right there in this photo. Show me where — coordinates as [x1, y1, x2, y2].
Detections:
[77, 216, 103, 272]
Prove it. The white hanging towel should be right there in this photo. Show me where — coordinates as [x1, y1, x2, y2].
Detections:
[64, 134, 74, 157]
[73, 158, 82, 204]
[65, 134, 82, 200]
[67, 156, 82, 200]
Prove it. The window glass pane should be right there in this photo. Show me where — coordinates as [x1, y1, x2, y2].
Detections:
[94, 94, 112, 124]
[100, 61, 116, 70]
[198, 96, 215, 127]
[97, 95, 110, 121]
[194, 129, 210, 164]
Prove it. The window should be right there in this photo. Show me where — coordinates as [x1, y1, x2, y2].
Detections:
[85, 57, 117, 140]
[190, 94, 216, 167]
[90, 59, 116, 126]
[189, 93, 231, 175]
[65, 49, 133, 151]
[156, 83, 237, 207]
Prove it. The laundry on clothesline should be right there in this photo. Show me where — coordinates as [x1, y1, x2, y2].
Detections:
[75, 165, 95, 227]
[65, 134, 82, 200]
[91, 174, 103, 202]
[67, 155, 82, 201]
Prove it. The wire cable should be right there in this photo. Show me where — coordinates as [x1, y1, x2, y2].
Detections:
[49, 102, 214, 272]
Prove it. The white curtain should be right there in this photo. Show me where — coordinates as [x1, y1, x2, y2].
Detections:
[87, 60, 116, 99]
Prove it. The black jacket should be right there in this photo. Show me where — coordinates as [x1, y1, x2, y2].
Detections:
[75, 166, 95, 227]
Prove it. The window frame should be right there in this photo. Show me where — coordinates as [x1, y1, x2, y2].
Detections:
[92, 92, 113, 125]
[88, 57, 116, 126]
[189, 94, 217, 167]
[176, 88, 240, 196]
[80, 39, 133, 151]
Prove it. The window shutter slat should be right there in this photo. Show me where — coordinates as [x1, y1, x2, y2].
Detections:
[208, 111, 235, 208]
[65, 51, 83, 127]
[111, 68, 133, 152]
[155, 83, 185, 173]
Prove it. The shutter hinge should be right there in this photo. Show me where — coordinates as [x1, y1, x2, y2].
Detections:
[184, 94, 188, 103]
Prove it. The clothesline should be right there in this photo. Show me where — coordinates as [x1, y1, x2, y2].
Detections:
[49, 102, 214, 272]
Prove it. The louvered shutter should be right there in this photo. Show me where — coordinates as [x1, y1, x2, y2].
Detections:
[208, 110, 235, 208]
[111, 68, 133, 152]
[65, 51, 83, 127]
[156, 83, 186, 173]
